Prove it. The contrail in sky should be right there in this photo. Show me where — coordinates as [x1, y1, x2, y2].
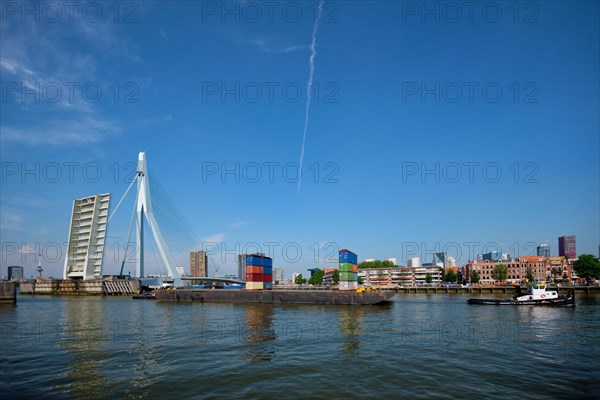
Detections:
[298, 0, 324, 193]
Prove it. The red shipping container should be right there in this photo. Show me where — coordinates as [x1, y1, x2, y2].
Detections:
[246, 266, 263, 274]
[263, 274, 273, 282]
[246, 273, 264, 282]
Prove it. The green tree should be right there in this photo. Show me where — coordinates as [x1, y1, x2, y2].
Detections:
[295, 274, 307, 285]
[358, 260, 397, 269]
[469, 270, 480, 284]
[308, 269, 324, 285]
[573, 254, 600, 281]
[442, 270, 458, 283]
[425, 273, 432, 284]
[551, 267, 558, 282]
[491, 264, 508, 282]
[526, 267, 535, 282]
[357, 276, 364, 285]
[332, 269, 340, 284]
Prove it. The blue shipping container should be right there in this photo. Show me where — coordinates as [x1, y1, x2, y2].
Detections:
[339, 250, 358, 264]
[246, 254, 273, 267]
[353, 273, 358, 281]
[263, 267, 273, 275]
[246, 256, 261, 266]
[264, 282, 273, 289]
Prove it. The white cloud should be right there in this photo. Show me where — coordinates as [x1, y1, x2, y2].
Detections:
[0, 195, 53, 209]
[0, 207, 47, 234]
[1, 116, 120, 146]
[230, 33, 309, 54]
[0, 58, 34, 75]
[201, 233, 226, 244]
[226, 220, 247, 229]
[0, 209, 25, 232]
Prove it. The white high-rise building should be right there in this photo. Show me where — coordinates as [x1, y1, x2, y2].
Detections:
[387, 258, 397, 265]
[408, 257, 421, 268]
[63, 194, 111, 280]
[273, 268, 284, 283]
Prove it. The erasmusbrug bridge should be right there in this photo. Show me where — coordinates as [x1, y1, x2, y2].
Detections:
[108, 152, 242, 287]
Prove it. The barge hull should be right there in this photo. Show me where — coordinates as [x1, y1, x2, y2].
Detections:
[155, 289, 395, 305]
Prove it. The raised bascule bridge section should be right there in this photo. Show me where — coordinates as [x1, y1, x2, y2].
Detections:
[22, 152, 211, 296]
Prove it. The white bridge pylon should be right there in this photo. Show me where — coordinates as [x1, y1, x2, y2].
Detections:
[110, 152, 182, 285]
[135, 152, 181, 285]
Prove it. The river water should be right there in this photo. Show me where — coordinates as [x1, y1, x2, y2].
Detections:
[1, 293, 599, 399]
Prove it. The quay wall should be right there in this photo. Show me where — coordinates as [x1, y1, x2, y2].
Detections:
[0, 281, 17, 304]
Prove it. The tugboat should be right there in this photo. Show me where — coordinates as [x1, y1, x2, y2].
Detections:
[467, 283, 575, 306]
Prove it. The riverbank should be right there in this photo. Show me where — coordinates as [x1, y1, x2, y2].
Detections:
[392, 286, 600, 294]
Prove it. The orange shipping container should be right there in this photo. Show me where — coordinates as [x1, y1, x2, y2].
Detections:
[246, 266, 263, 274]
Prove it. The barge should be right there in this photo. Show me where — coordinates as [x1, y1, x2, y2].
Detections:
[154, 288, 395, 305]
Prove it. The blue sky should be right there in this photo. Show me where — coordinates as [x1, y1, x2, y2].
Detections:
[1, 1, 599, 279]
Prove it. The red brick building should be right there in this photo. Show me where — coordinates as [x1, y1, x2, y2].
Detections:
[466, 256, 572, 284]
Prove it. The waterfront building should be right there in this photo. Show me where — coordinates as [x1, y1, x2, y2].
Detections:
[357, 267, 414, 287]
[273, 268, 284, 284]
[545, 256, 571, 282]
[63, 193, 111, 280]
[558, 236, 576, 260]
[190, 251, 208, 277]
[519, 256, 549, 282]
[237, 254, 246, 282]
[7, 266, 23, 280]
[414, 266, 441, 285]
[323, 267, 337, 286]
[466, 256, 572, 284]
[466, 259, 521, 284]
[387, 258, 397, 265]
[537, 244, 550, 257]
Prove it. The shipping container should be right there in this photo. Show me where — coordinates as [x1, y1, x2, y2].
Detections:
[339, 250, 358, 264]
[339, 271, 355, 281]
[245, 255, 263, 267]
[246, 254, 273, 267]
[353, 273, 358, 281]
[246, 266, 263, 274]
[246, 273, 264, 282]
[263, 274, 273, 282]
[263, 282, 273, 290]
[263, 266, 273, 275]
[338, 281, 358, 291]
[245, 281, 264, 290]
[339, 262, 357, 272]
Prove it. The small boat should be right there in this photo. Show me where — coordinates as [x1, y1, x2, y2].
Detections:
[467, 283, 575, 306]
[132, 291, 156, 300]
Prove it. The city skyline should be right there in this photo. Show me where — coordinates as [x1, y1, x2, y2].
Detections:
[1, 2, 598, 279]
